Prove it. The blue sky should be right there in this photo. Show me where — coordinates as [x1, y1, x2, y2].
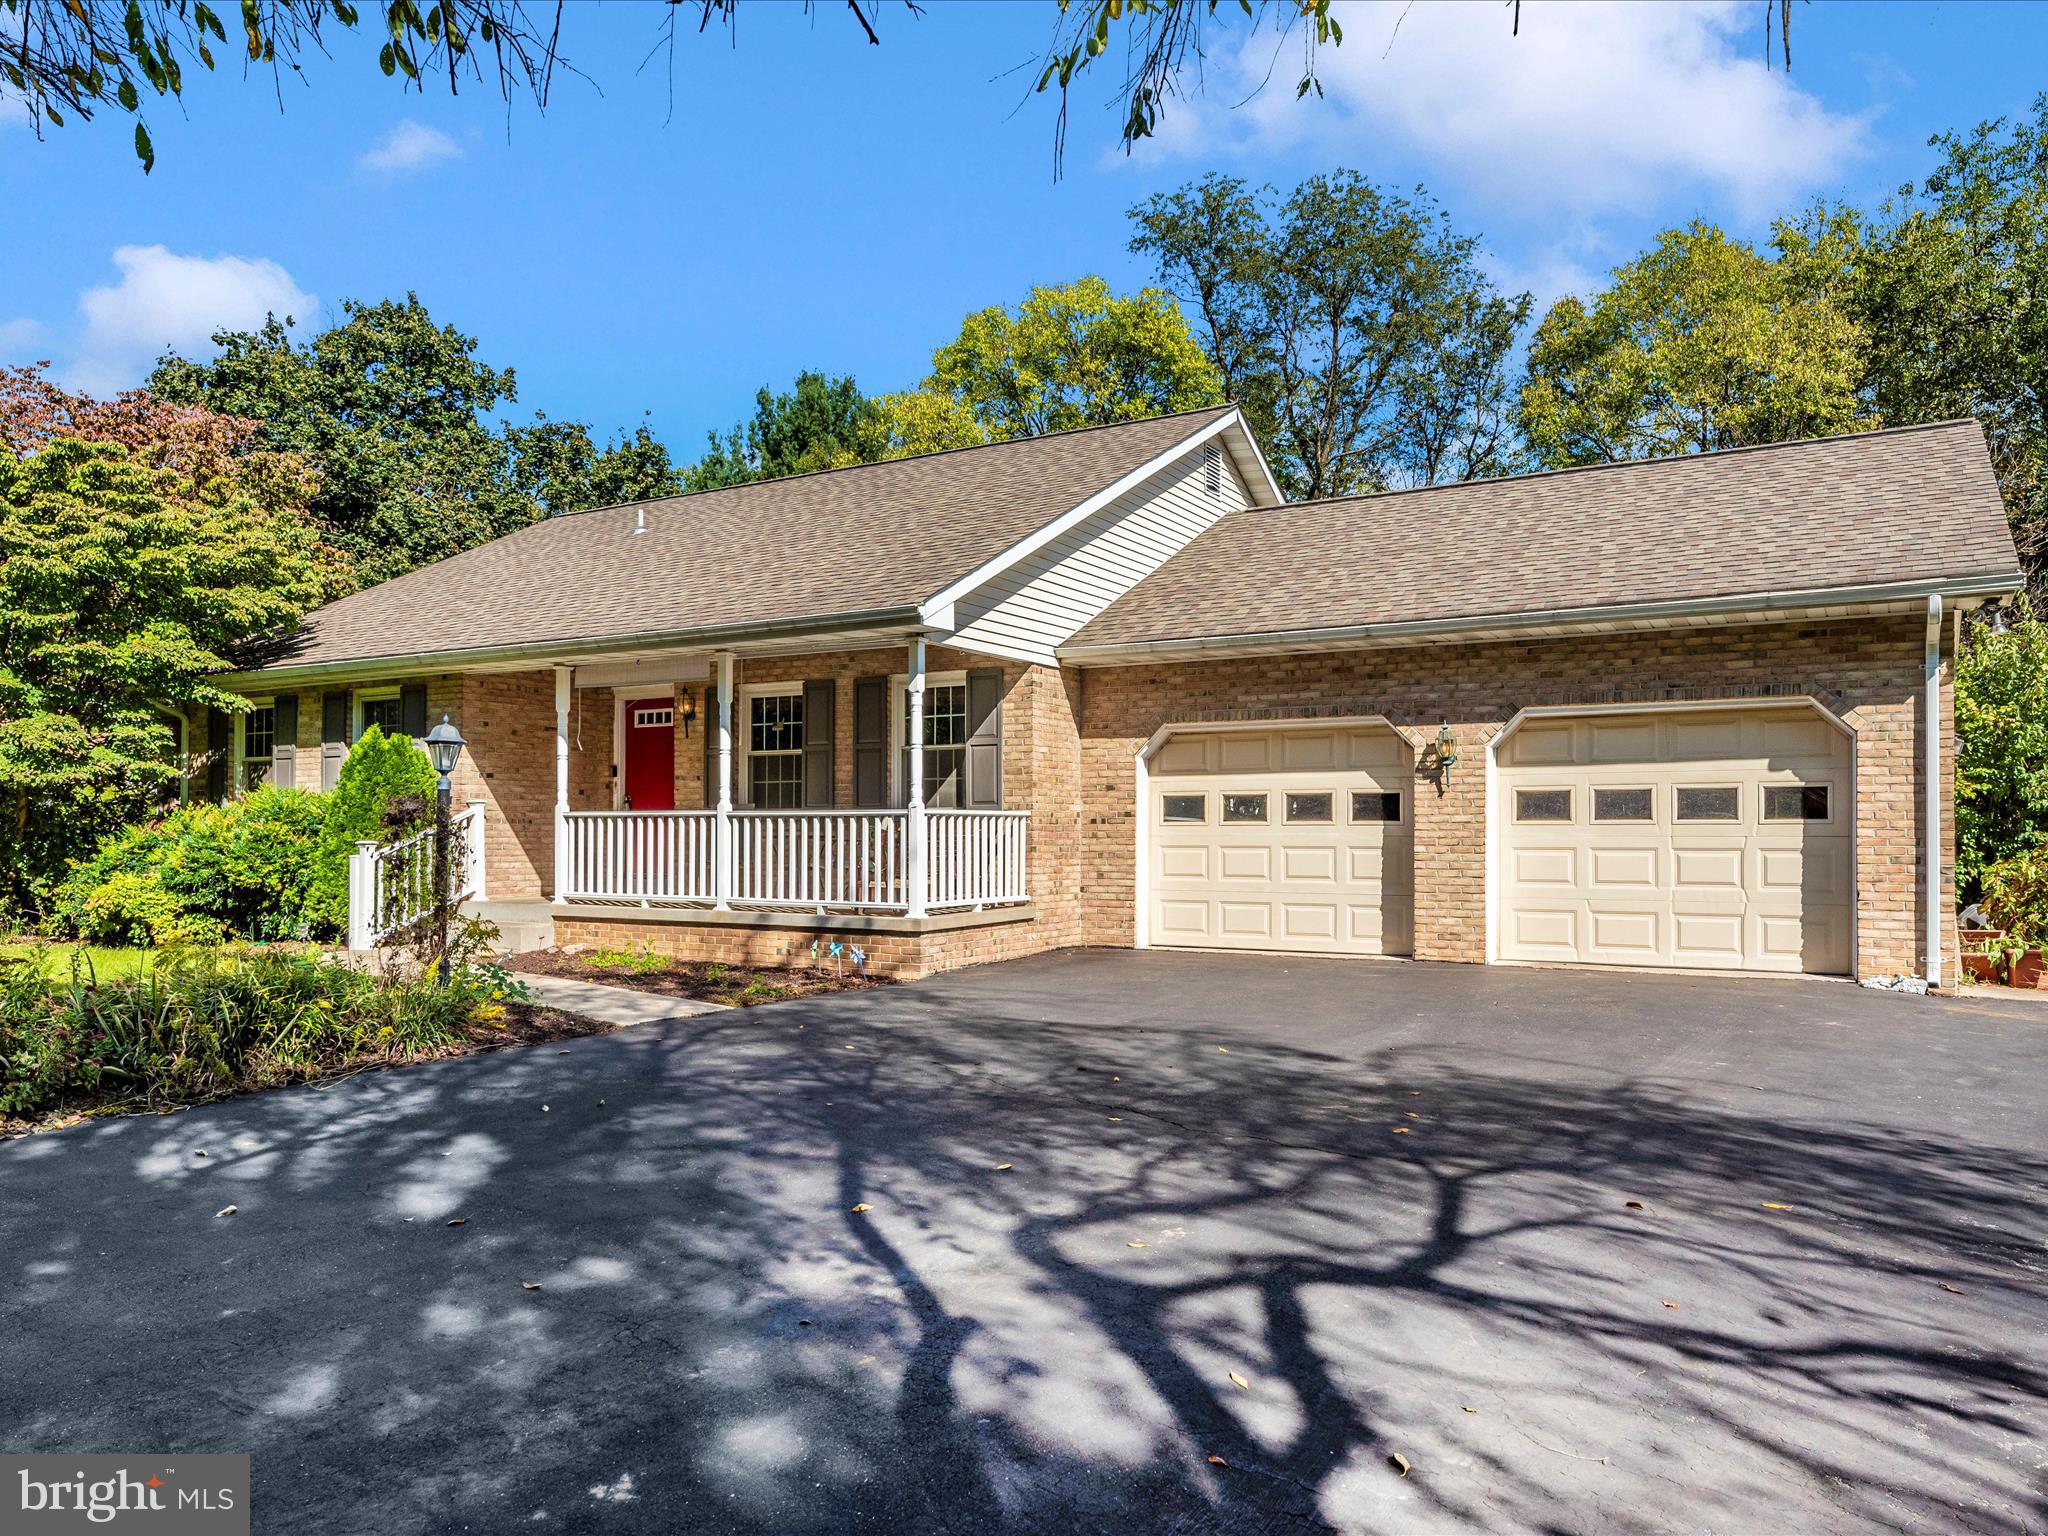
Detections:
[3, 1, 2044, 457]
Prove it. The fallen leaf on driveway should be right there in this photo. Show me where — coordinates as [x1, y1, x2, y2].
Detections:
[194, 1149, 208, 1158]
[521, 1282, 542, 1291]
[1217, 1047, 1229, 1053]
[851, 1203, 873, 1214]
[1662, 1301, 1680, 1309]
[447, 1218, 467, 1227]
[1228, 1371, 1248, 1390]
[1939, 1281, 1964, 1295]
[1107, 1116, 1122, 1122]
[1389, 1453, 1411, 1477]
[215, 1205, 237, 1218]
[541, 1105, 550, 1113]
[994, 1163, 1013, 1171]
[1761, 1202, 1791, 1211]
[1392, 1127, 1411, 1135]
[1625, 1200, 1645, 1210]
[1206, 1454, 1229, 1468]
[1462, 1406, 1476, 1414]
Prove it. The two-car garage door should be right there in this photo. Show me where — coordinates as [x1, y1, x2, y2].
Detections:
[1496, 707, 1851, 974]
[1148, 725, 1414, 957]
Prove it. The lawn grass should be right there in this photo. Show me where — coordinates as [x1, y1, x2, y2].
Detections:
[0, 941, 159, 981]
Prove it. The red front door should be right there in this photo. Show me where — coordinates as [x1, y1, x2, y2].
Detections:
[622, 697, 676, 810]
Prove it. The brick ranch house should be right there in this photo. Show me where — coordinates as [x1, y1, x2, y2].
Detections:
[209, 404, 2023, 984]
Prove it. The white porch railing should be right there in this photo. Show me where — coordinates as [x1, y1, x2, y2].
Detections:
[556, 806, 1030, 914]
[347, 802, 486, 949]
[927, 810, 1031, 908]
[733, 810, 906, 908]
[563, 810, 716, 902]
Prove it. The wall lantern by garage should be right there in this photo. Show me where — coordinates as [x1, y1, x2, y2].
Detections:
[1433, 720, 1459, 790]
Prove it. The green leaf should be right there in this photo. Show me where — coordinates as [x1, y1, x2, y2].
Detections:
[117, 78, 139, 110]
[134, 121, 155, 172]
[379, 42, 396, 76]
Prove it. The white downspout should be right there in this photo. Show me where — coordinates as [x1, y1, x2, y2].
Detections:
[1133, 743, 1150, 949]
[1925, 595, 1944, 987]
[552, 666, 571, 903]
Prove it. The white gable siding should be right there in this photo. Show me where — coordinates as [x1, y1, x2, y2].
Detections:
[943, 447, 1251, 663]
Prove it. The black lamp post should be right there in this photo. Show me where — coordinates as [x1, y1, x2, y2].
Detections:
[423, 715, 467, 984]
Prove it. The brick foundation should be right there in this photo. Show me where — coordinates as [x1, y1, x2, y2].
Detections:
[551, 909, 1045, 981]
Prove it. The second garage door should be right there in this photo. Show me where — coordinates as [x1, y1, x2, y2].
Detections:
[1496, 706, 1852, 974]
[1149, 724, 1414, 956]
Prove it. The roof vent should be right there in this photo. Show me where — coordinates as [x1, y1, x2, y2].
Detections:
[630, 508, 648, 536]
[1203, 443, 1223, 496]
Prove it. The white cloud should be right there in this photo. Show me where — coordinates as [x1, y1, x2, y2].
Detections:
[0, 317, 47, 359]
[360, 119, 461, 174]
[1152, 1, 1870, 219]
[70, 245, 316, 394]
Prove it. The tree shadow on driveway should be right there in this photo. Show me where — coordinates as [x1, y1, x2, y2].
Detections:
[2, 951, 2043, 1534]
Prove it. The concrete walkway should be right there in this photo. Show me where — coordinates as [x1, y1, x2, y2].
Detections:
[514, 971, 730, 1024]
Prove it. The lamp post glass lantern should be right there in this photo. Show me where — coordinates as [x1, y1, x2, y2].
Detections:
[423, 716, 466, 982]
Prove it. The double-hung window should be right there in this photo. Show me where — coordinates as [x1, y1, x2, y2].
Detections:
[355, 687, 403, 741]
[746, 690, 805, 809]
[902, 681, 967, 806]
[240, 701, 276, 791]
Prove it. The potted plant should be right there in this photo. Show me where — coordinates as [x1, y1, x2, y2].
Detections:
[1979, 848, 2048, 989]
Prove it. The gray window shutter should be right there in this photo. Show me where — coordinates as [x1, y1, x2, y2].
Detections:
[206, 709, 230, 801]
[702, 686, 718, 806]
[853, 676, 889, 808]
[321, 691, 349, 790]
[272, 694, 298, 789]
[964, 667, 1004, 809]
[399, 682, 429, 739]
[802, 679, 836, 808]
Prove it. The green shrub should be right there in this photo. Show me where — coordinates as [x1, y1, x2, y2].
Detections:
[1981, 845, 2048, 947]
[307, 726, 438, 935]
[1957, 605, 2048, 901]
[0, 945, 513, 1121]
[54, 786, 326, 944]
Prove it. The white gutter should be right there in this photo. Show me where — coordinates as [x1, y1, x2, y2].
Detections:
[1926, 594, 1945, 987]
[216, 603, 929, 690]
[1056, 572, 2025, 665]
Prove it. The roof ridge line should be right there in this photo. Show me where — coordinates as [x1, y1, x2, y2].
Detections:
[545, 401, 1241, 524]
[1269, 418, 1985, 516]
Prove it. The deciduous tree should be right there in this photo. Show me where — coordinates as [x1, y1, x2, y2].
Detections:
[1518, 221, 1868, 467]
[922, 276, 1220, 442]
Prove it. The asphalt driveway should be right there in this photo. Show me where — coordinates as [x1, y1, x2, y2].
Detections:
[3, 951, 2045, 1535]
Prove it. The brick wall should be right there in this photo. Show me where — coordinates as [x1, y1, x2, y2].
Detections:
[1076, 614, 1954, 981]
[550, 912, 1045, 980]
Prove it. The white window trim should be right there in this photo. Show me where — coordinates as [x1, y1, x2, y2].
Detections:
[888, 670, 968, 807]
[353, 685, 401, 742]
[738, 681, 803, 810]
[234, 695, 276, 794]
[612, 685, 676, 810]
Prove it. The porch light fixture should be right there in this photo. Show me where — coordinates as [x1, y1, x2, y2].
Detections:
[1434, 720, 1459, 789]
[679, 690, 697, 737]
[424, 715, 467, 778]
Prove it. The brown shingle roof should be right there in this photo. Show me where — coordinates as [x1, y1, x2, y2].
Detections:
[246, 405, 1238, 672]
[1068, 421, 2022, 652]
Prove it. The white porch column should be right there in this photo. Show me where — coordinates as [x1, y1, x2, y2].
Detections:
[906, 636, 929, 919]
[714, 651, 736, 911]
[1925, 595, 1944, 987]
[552, 666, 571, 902]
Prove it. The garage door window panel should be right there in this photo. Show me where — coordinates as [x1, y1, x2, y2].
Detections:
[1222, 793, 1268, 824]
[1675, 785, 1740, 822]
[1162, 794, 1206, 823]
[1515, 788, 1573, 823]
[1762, 784, 1831, 822]
[1352, 790, 1402, 823]
[1285, 792, 1333, 824]
[1593, 787, 1654, 822]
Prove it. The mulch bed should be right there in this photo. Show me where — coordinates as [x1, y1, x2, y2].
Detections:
[501, 946, 893, 1007]
[1, 1001, 609, 1139]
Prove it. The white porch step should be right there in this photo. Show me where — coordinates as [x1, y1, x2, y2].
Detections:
[464, 899, 556, 954]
